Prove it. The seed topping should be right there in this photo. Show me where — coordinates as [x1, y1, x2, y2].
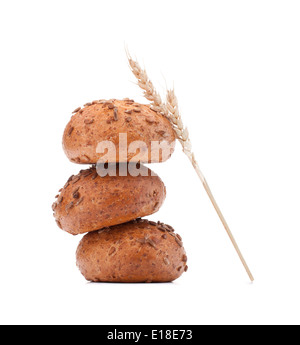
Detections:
[73, 187, 80, 199]
[65, 201, 74, 213]
[72, 107, 81, 113]
[68, 126, 74, 136]
[137, 235, 157, 249]
[108, 247, 116, 256]
[163, 257, 170, 265]
[175, 237, 183, 247]
[76, 197, 84, 206]
[146, 117, 155, 123]
[84, 118, 94, 124]
[71, 175, 81, 184]
[148, 221, 157, 226]
[113, 107, 118, 121]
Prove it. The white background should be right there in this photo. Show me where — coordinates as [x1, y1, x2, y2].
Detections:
[0, 0, 300, 325]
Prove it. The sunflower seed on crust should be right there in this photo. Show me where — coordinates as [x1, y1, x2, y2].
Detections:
[73, 190, 80, 199]
[108, 247, 116, 256]
[55, 219, 62, 229]
[175, 237, 183, 247]
[65, 201, 74, 212]
[148, 221, 157, 226]
[76, 197, 84, 206]
[72, 107, 81, 113]
[81, 169, 93, 177]
[113, 107, 118, 121]
[57, 196, 63, 204]
[71, 176, 81, 184]
[84, 118, 94, 124]
[68, 126, 74, 136]
[163, 257, 170, 265]
[146, 117, 155, 123]
[146, 238, 157, 249]
[165, 224, 175, 232]
[92, 172, 98, 180]
[176, 234, 182, 241]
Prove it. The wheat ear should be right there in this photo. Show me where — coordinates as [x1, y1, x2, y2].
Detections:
[127, 52, 254, 282]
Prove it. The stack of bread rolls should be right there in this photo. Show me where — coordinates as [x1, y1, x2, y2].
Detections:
[52, 99, 188, 283]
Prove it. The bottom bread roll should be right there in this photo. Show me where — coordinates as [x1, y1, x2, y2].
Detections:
[76, 219, 188, 283]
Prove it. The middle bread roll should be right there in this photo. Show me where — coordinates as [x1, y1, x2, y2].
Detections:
[52, 164, 166, 235]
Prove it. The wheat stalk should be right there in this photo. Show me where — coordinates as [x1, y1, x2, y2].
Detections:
[126, 51, 254, 282]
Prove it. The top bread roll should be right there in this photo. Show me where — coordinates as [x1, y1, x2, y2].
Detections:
[62, 99, 175, 164]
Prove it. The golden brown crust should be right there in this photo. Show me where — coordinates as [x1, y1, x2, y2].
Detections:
[62, 99, 175, 164]
[76, 220, 188, 283]
[52, 165, 166, 235]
